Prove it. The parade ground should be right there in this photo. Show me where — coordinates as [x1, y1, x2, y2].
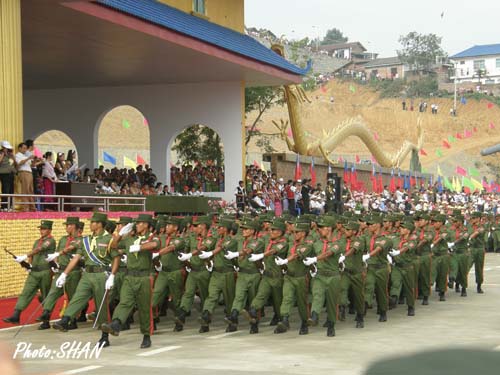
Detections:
[0, 254, 498, 375]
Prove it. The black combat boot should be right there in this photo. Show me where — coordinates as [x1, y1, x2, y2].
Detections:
[198, 310, 211, 333]
[339, 305, 346, 321]
[422, 296, 429, 305]
[269, 313, 279, 326]
[439, 292, 446, 301]
[101, 319, 121, 336]
[77, 305, 88, 322]
[461, 287, 467, 297]
[455, 283, 460, 293]
[249, 322, 259, 334]
[173, 323, 183, 332]
[36, 310, 51, 323]
[407, 306, 415, 316]
[174, 308, 187, 326]
[52, 316, 71, 332]
[348, 304, 355, 315]
[448, 277, 455, 289]
[98, 332, 110, 348]
[225, 309, 239, 325]
[299, 320, 309, 335]
[477, 284, 484, 294]
[389, 295, 398, 310]
[38, 321, 51, 330]
[67, 318, 78, 330]
[326, 321, 335, 337]
[274, 315, 289, 334]
[140, 335, 151, 349]
[3, 310, 21, 324]
[307, 311, 319, 326]
[398, 295, 405, 305]
[378, 311, 387, 322]
[355, 313, 364, 328]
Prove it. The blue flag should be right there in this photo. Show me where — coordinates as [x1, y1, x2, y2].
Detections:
[103, 151, 116, 165]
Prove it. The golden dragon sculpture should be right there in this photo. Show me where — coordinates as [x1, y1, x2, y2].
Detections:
[270, 45, 424, 168]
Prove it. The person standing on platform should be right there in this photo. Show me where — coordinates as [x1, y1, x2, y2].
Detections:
[15, 142, 36, 211]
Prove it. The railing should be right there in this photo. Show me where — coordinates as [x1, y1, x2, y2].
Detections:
[0, 194, 147, 212]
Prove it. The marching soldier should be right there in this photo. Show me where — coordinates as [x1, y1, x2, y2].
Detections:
[198, 219, 238, 333]
[430, 214, 452, 301]
[363, 216, 392, 322]
[339, 221, 366, 328]
[101, 214, 160, 349]
[242, 219, 288, 333]
[305, 216, 343, 337]
[468, 212, 486, 293]
[389, 221, 417, 316]
[449, 215, 470, 296]
[274, 222, 314, 335]
[3, 220, 56, 324]
[152, 216, 186, 332]
[37, 217, 82, 330]
[174, 216, 214, 329]
[53, 212, 119, 348]
[224, 220, 264, 331]
[415, 213, 433, 305]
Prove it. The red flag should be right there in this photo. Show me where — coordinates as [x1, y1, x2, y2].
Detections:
[253, 160, 259, 168]
[321, 85, 327, 93]
[370, 165, 377, 192]
[456, 132, 463, 139]
[397, 170, 403, 189]
[419, 149, 427, 156]
[473, 127, 478, 133]
[389, 169, 396, 193]
[410, 176, 416, 187]
[343, 161, 350, 186]
[442, 140, 451, 149]
[464, 129, 472, 138]
[455, 166, 467, 176]
[351, 165, 358, 191]
[136, 154, 146, 165]
[309, 157, 317, 185]
[338, 156, 344, 163]
[487, 102, 494, 109]
[377, 173, 383, 193]
[464, 187, 471, 194]
[294, 154, 302, 181]
[355, 155, 360, 164]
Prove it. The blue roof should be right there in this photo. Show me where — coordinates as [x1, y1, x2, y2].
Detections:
[96, 0, 309, 76]
[451, 44, 500, 59]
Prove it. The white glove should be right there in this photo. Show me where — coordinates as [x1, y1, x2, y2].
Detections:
[447, 242, 455, 249]
[303, 257, 317, 266]
[129, 244, 141, 253]
[206, 260, 213, 272]
[119, 223, 134, 236]
[249, 253, 265, 262]
[199, 251, 213, 260]
[362, 254, 371, 262]
[275, 257, 288, 266]
[15, 255, 28, 263]
[338, 254, 346, 264]
[46, 252, 60, 262]
[386, 254, 393, 265]
[56, 273, 67, 288]
[224, 251, 239, 260]
[389, 249, 401, 257]
[121, 254, 127, 264]
[155, 261, 162, 272]
[105, 274, 115, 290]
[152, 252, 159, 260]
[430, 243, 435, 249]
[178, 253, 193, 262]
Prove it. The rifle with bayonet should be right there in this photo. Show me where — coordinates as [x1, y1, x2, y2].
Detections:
[4, 247, 32, 270]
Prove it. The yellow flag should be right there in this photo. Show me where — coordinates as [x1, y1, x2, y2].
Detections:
[470, 177, 483, 191]
[437, 165, 443, 176]
[124, 156, 137, 169]
[453, 176, 461, 192]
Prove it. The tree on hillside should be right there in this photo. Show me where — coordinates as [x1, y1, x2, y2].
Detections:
[474, 68, 488, 85]
[397, 32, 446, 73]
[320, 28, 348, 45]
[172, 125, 224, 166]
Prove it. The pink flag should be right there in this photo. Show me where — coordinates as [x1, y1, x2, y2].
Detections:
[455, 166, 467, 176]
[136, 154, 146, 165]
[337, 156, 344, 163]
[490, 122, 496, 129]
[464, 129, 472, 138]
[287, 128, 293, 137]
[355, 155, 360, 164]
[33, 147, 43, 158]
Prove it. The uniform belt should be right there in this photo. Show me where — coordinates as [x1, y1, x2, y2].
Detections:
[162, 267, 183, 273]
[263, 270, 281, 278]
[85, 265, 109, 273]
[126, 269, 151, 277]
[317, 269, 340, 277]
[396, 263, 413, 268]
[31, 265, 50, 272]
[238, 268, 260, 275]
[368, 263, 387, 269]
[286, 270, 307, 277]
[344, 268, 362, 275]
[189, 266, 206, 272]
[213, 266, 234, 273]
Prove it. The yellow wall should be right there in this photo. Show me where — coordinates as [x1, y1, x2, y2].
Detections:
[158, 0, 244, 32]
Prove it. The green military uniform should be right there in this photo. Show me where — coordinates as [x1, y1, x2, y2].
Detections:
[16, 222, 56, 312]
[152, 219, 186, 318]
[468, 213, 486, 292]
[109, 217, 133, 310]
[339, 223, 366, 325]
[450, 218, 470, 294]
[111, 226, 160, 336]
[415, 220, 434, 302]
[61, 214, 117, 328]
[390, 225, 417, 313]
[431, 215, 452, 299]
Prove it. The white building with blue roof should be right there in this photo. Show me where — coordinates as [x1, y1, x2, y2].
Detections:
[450, 44, 500, 84]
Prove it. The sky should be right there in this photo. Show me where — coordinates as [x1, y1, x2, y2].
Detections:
[245, 0, 500, 57]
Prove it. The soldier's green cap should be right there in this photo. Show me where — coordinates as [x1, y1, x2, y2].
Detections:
[317, 216, 335, 228]
[182, 216, 193, 224]
[431, 214, 446, 223]
[63, 216, 80, 225]
[344, 221, 360, 231]
[38, 220, 53, 229]
[366, 216, 383, 225]
[240, 220, 259, 230]
[471, 212, 482, 218]
[336, 216, 348, 225]
[452, 209, 462, 217]
[344, 211, 354, 218]
[282, 214, 294, 223]
[231, 222, 240, 233]
[294, 222, 310, 232]
[135, 214, 154, 223]
[419, 213, 430, 221]
[105, 220, 117, 234]
[401, 221, 415, 231]
[451, 215, 464, 222]
[303, 214, 317, 223]
[77, 222, 85, 231]
[393, 213, 405, 221]
[217, 219, 234, 230]
[270, 219, 286, 232]
[261, 213, 274, 223]
[194, 215, 211, 227]
[166, 216, 182, 226]
[117, 216, 133, 225]
[382, 215, 394, 222]
[90, 212, 108, 223]
[429, 210, 440, 217]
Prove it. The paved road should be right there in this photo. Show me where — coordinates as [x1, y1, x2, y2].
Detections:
[1, 254, 500, 375]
